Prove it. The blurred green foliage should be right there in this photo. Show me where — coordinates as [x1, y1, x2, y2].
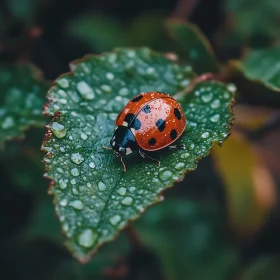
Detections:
[1, 0, 280, 279]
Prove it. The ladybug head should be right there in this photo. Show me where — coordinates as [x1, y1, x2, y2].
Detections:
[110, 126, 137, 157]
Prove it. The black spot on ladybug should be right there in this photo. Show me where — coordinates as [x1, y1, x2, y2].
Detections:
[132, 95, 143, 102]
[131, 118, 141, 130]
[170, 129, 177, 140]
[156, 119, 166, 132]
[142, 105, 151, 114]
[174, 108, 181, 120]
[148, 138, 156, 145]
[124, 113, 135, 124]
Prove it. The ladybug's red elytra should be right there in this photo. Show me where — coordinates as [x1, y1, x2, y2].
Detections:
[108, 91, 186, 172]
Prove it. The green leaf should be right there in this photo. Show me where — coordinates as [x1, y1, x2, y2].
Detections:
[232, 46, 280, 91]
[230, 46, 280, 105]
[166, 19, 219, 74]
[0, 64, 49, 149]
[42, 48, 234, 262]
[135, 199, 238, 280]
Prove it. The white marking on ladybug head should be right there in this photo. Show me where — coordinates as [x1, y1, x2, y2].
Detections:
[122, 121, 128, 127]
[126, 147, 132, 155]
[112, 141, 116, 146]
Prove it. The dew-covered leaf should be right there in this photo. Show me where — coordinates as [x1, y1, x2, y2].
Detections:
[42, 48, 234, 262]
[166, 19, 219, 74]
[0, 64, 49, 149]
[212, 131, 276, 236]
[135, 199, 238, 280]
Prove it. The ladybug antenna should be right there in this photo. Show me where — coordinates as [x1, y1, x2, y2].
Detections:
[120, 156, 127, 172]
[102, 146, 112, 150]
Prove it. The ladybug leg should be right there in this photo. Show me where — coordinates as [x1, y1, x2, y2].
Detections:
[168, 144, 186, 150]
[120, 156, 127, 172]
[139, 150, 160, 166]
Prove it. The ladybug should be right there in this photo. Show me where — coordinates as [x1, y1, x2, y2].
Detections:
[107, 91, 186, 172]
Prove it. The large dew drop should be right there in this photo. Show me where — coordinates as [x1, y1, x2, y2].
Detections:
[50, 122, 67, 138]
[159, 170, 173, 181]
[77, 81, 95, 100]
[71, 153, 85, 165]
[77, 228, 98, 248]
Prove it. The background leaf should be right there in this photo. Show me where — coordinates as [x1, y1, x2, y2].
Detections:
[42, 47, 234, 262]
[230, 46, 280, 106]
[0, 64, 49, 148]
[166, 19, 219, 74]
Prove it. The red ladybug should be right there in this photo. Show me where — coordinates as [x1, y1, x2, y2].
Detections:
[108, 92, 186, 171]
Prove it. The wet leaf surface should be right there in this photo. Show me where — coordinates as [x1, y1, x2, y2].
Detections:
[42, 48, 234, 262]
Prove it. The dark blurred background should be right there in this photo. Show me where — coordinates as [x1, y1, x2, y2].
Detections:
[1, 0, 280, 279]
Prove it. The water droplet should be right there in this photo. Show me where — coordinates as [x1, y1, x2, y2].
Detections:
[98, 182, 106, 191]
[71, 179, 76, 185]
[127, 50, 135, 57]
[118, 187, 127, 196]
[146, 67, 155, 74]
[72, 187, 78, 195]
[57, 78, 69, 88]
[106, 72, 114, 80]
[60, 199, 67, 206]
[201, 132, 210, 138]
[59, 179, 68, 189]
[129, 187, 136, 192]
[71, 153, 84, 165]
[77, 228, 98, 248]
[189, 143, 195, 150]
[80, 133, 88, 140]
[210, 114, 220, 122]
[211, 99, 221, 109]
[201, 93, 212, 103]
[89, 162, 95, 169]
[119, 88, 129, 96]
[101, 85, 111, 92]
[2, 116, 15, 129]
[180, 79, 190, 87]
[77, 81, 95, 100]
[69, 135, 73, 141]
[60, 147, 65, 152]
[121, 197, 133, 206]
[175, 162, 185, 170]
[62, 223, 69, 232]
[50, 122, 66, 138]
[159, 170, 173, 181]
[71, 168, 79, 177]
[181, 152, 190, 159]
[226, 83, 236, 93]
[59, 98, 67, 104]
[69, 200, 84, 210]
[57, 168, 63, 173]
[109, 215, 121, 225]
